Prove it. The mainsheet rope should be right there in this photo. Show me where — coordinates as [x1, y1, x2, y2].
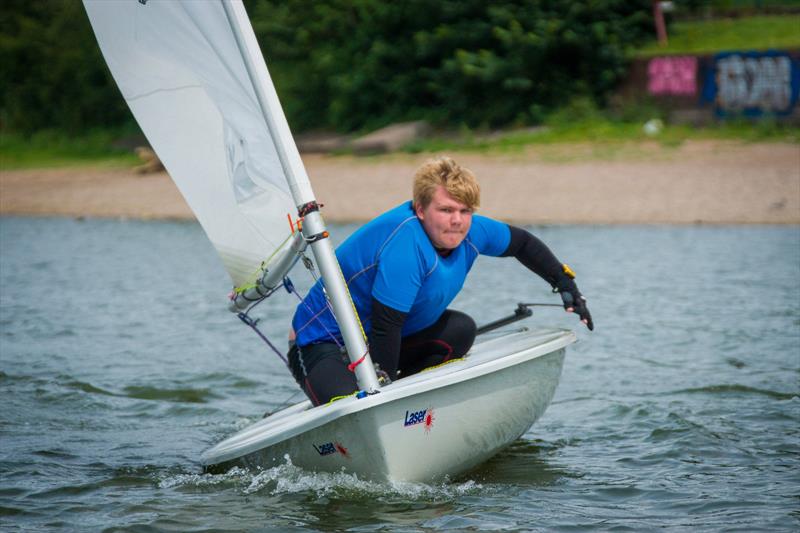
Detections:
[236, 285, 288, 364]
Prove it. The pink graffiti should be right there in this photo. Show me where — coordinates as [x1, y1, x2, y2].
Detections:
[648, 56, 698, 96]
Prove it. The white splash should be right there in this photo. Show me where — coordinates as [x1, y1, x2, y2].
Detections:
[160, 455, 483, 500]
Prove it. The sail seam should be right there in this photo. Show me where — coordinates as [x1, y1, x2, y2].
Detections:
[125, 84, 205, 102]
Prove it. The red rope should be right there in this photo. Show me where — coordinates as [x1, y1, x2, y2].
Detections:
[347, 352, 367, 372]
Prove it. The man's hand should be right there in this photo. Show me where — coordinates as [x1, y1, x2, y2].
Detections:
[555, 277, 594, 331]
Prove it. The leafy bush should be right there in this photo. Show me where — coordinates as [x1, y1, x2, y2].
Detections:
[0, 0, 135, 135]
[251, 0, 654, 132]
[1, 0, 653, 136]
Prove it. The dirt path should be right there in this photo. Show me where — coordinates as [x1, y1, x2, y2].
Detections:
[2, 140, 798, 224]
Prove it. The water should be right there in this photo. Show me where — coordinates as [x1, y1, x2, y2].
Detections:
[1, 216, 798, 531]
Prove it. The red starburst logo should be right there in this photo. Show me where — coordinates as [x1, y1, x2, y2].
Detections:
[423, 408, 435, 433]
[334, 442, 350, 458]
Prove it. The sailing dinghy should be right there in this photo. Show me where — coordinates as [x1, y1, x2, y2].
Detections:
[84, 0, 576, 482]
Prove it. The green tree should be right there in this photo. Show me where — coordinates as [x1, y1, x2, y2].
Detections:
[1, 0, 653, 136]
[251, 0, 652, 131]
[0, 0, 133, 134]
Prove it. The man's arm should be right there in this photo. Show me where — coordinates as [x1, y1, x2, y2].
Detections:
[368, 297, 408, 380]
[501, 226, 594, 330]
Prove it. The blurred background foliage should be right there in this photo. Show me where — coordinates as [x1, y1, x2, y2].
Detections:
[248, 0, 653, 132]
[0, 0, 798, 143]
[0, 0, 133, 135]
[2, 0, 652, 136]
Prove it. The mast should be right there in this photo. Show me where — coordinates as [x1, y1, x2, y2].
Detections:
[221, 0, 380, 392]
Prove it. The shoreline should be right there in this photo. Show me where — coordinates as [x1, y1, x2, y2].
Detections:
[2, 140, 798, 225]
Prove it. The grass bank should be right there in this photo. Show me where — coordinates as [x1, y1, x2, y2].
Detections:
[3, 117, 797, 170]
[636, 14, 800, 57]
[0, 130, 139, 170]
[403, 102, 799, 156]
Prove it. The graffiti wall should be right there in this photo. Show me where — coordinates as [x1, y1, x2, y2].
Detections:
[701, 51, 800, 117]
[648, 56, 698, 96]
[620, 49, 800, 121]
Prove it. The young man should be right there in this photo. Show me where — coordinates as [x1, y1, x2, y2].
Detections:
[288, 157, 592, 405]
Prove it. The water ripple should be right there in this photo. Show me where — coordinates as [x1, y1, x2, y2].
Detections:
[672, 384, 798, 401]
[121, 386, 222, 404]
[3, 219, 798, 531]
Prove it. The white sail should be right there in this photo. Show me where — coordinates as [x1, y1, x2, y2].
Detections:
[83, 0, 303, 288]
[86, 0, 380, 391]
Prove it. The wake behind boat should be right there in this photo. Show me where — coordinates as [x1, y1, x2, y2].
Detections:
[83, 0, 580, 483]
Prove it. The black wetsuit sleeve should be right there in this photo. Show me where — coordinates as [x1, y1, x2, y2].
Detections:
[500, 225, 566, 287]
[368, 297, 408, 378]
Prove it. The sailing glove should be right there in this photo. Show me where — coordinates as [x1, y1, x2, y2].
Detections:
[555, 276, 594, 331]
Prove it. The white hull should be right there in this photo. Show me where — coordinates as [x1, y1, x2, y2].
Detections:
[202, 328, 575, 482]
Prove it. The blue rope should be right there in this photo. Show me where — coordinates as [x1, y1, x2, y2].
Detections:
[237, 283, 289, 364]
[237, 311, 288, 365]
[285, 276, 344, 349]
[237, 251, 347, 366]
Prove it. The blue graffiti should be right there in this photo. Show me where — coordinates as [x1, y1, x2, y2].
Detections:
[701, 51, 800, 117]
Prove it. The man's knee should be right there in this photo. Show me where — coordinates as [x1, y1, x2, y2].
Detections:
[304, 357, 358, 405]
[443, 310, 476, 356]
[449, 310, 476, 333]
[288, 343, 357, 406]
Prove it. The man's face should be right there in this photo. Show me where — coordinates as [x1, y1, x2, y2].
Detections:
[415, 185, 473, 250]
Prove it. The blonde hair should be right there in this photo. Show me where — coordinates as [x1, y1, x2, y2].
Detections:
[412, 157, 480, 210]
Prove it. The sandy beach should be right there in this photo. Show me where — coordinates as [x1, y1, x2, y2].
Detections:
[1, 140, 798, 224]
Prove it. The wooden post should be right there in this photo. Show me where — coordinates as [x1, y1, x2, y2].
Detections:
[653, 0, 668, 47]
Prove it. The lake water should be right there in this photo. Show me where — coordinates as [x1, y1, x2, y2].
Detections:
[1, 216, 798, 531]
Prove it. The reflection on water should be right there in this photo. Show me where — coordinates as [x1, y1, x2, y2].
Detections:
[1, 217, 798, 531]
